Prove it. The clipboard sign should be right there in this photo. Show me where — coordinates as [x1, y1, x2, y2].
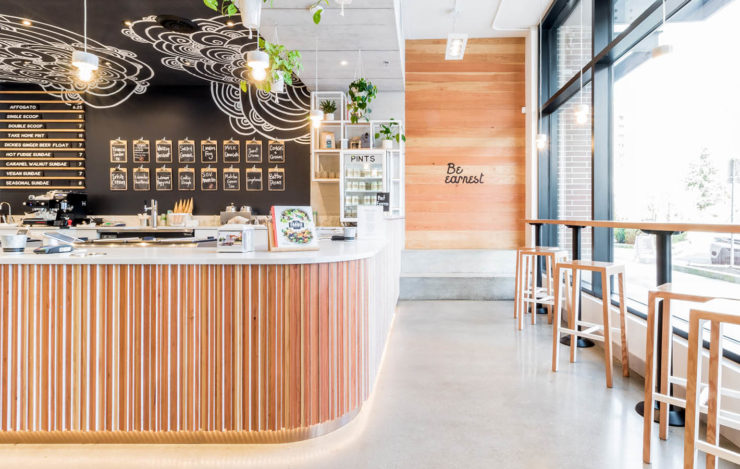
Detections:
[178, 138, 196, 163]
[109, 167, 127, 191]
[223, 167, 240, 191]
[178, 166, 195, 191]
[201, 139, 218, 163]
[246, 166, 263, 192]
[201, 166, 218, 191]
[155, 166, 173, 191]
[246, 140, 262, 163]
[155, 138, 173, 163]
[133, 166, 150, 191]
[268, 140, 285, 163]
[132, 138, 150, 163]
[223, 139, 241, 164]
[110, 139, 127, 163]
[268, 166, 285, 192]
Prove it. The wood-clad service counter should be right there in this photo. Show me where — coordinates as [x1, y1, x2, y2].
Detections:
[0, 225, 402, 443]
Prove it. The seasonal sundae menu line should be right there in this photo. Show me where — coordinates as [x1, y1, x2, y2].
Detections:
[0, 89, 86, 189]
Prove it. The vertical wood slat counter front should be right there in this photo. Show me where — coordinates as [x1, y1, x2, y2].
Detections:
[0, 237, 400, 443]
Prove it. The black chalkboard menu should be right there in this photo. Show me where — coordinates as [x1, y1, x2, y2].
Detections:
[155, 167, 172, 191]
[133, 167, 150, 191]
[223, 139, 240, 163]
[201, 167, 217, 191]
[178, 139, 195, 163]
[201, 139, 218, 163]
[246, 167, 263, 191]
[223, 167, 240, 191]
[0, 90, 87, 189]
[178, 167, 195, 191]
[268, 140, 285, 163]
[246, 140, 262, 163]
[268, 166, 285, 191]
[376, 192, 390, 212]
[155, 139, 172, 163]
[110, 167, 127, 191]
[110, 139, 127, 163]
[133, 139, 150, 163]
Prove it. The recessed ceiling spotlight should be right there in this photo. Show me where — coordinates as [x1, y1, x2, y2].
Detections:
[21, 19, 32, 26]
[226, 20, 235, 27]
[105, 61, 111, 66]
[340, 60, 348, 66]
[445, 33, 468, 60]
[123, 20, 133, 27]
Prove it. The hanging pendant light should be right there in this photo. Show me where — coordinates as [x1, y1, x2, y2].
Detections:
[573, 0, 589, 126]
[72, 0, 99, 83]
[247, 24, 269, 82]
[652, 0, 673, 59]
[535, 0, 547, 151]
[310, 37, 323, 128]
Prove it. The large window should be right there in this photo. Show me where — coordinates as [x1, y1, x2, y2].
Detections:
[539, 0, 740, 340]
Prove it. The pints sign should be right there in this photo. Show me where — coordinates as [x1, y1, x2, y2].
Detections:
[445, 163, 484, 184]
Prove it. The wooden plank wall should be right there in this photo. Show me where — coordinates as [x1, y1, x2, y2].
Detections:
[405, 38, 526, 249]
[0, 249, 399, 443]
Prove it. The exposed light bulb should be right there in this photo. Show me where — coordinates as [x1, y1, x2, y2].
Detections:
[310, 109, 324, 128]
[72, 50, 99, 84]
[77, 66, 94, 82]
[251, 66, 267, 81]
[536, 133, 547, 150]
[574, 104, 590, 125]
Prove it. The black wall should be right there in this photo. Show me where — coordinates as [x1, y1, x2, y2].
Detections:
[1, 84, 310, 216]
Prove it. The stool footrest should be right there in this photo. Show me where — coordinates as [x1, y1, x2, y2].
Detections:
[653, 392, 686, 409]
[695, 441, 740, 466]
[559, 329, 604, 343]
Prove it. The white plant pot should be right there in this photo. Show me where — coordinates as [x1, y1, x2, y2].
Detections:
[271, 71, 285, 94]
[382, 139, 394, 150]
[324, 113, 335, 121]
[238, 0, 263, 31]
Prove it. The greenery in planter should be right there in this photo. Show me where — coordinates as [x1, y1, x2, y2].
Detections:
[374, 118, 406, 143]
[320, 100, 337, 114]
[347, 78, 378, 124]
[240, 38, 302, 93]
[203, 0, 327, 24]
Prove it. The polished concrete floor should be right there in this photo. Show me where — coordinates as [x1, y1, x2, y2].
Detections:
[1, 301, 736, 468]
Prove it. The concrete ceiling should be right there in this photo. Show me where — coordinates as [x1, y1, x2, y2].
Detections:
[403, 0, 552, 40]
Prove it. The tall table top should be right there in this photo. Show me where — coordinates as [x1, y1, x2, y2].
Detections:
[524, 219, 740, 234]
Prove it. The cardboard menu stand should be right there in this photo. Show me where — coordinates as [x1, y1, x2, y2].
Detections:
[268, 166, 285, 192]
[223, 139, 240, 163]
[223, 167, 240, 191]
[155, 138, 173, 163]
[155, 166, 173, 191]
[268, 140, 285, 163]
[133, 138, 150, 163]
[200, 166, 218, 191]
[269, 206, 320, 252]
[246, 167, 263, 191]
[178, 167, 195, 191]
[246, 140, 262, 163]
[110, 139, 127, 163]
[109, 167, 127, 191]
[178, 139, 196, 163]
[133, 167, 150, 191]
[201, 139, 218, 163]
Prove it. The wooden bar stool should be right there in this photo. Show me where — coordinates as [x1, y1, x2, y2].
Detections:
[643, 285, 740, 464]
[684, 299, 740, 469]
[551, 260, 629, 388]
[515, 247, 568, 330]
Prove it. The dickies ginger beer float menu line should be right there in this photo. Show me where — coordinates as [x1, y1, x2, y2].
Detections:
[0, 90, 86, 190]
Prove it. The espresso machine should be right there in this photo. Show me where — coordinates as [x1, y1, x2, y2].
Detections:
[22, 191, 89, 226]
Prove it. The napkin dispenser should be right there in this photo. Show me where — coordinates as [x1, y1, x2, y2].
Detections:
[217, 224, 255, 252]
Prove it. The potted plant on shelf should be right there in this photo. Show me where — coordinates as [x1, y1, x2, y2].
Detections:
[374, 119, 406, 150]
[320, 100, 337, 121]
[347, 78, 377, 124]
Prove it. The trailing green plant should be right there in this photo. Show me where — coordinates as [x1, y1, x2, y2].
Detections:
[319, 100, 337, 114]
[310, 0, 329, 24]
[203, 0, 327, 24]
[347, 78, 378, 124]
[240, 38, 302, 93]
[374, 118, 406, 143]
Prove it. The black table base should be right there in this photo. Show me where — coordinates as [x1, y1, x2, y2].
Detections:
[635, 401, 685, 427]
[559, 336, 595, 348]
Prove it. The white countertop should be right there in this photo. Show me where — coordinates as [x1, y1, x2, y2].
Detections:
[0, 238, 387, 265]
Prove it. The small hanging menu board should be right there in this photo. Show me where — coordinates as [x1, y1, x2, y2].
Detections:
[133, 167, 150, 191]
[246, 140, 262, 163]
[223, 167, 240, 191]
[201, 139, 218, 163]
[178, 167, 195, 191]
[155, 167, 173, 191]
[155, 138, 172, 163]
[110, 139, 127, 163]
[223, 139, 240, 163]
[246, 167, 263, 191]
[110, 167, 128, 191]
[133, 138, 150, 163]
[268, 166, 285, 191]
[201, 167, 218, 191]
[376, 192, 390, 212]
[268, 140, 285, 163]
[178, 139, 195, 163]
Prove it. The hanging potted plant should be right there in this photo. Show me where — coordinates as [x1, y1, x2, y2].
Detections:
[309, 0, 329, 24]
[347, 78, 377, 124]
[248, 38, 302, 94]
[203, 0, 270, 28]
[375, 118, 406, 150]
[320, 100, 337, 120]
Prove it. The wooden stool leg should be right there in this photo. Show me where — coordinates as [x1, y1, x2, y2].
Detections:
[618, 272, 629, 377]
[706, 321, 722, 469]
[518, 254, 529, 331]
[601, 270, 614, 388]
[552, 265, 562, 372]
[546, 255, 553, 325]
[514, 250, 521, 319]
[659, 298, 671, 440]
[531, 253, 538, 325]
[569, 269, 579, 364]
[643, 293, 658, 464]
[683, 316, 702, 469]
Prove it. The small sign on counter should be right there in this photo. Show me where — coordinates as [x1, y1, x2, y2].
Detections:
[155, 138, 172, 163]
[110, 167, 127, 191]
[178, 167, 195, 191]
[155, 166, 173, 191]
[376, 192, 390, 212]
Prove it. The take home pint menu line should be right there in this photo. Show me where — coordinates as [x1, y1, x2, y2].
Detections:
[0, 89, 86, 189]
